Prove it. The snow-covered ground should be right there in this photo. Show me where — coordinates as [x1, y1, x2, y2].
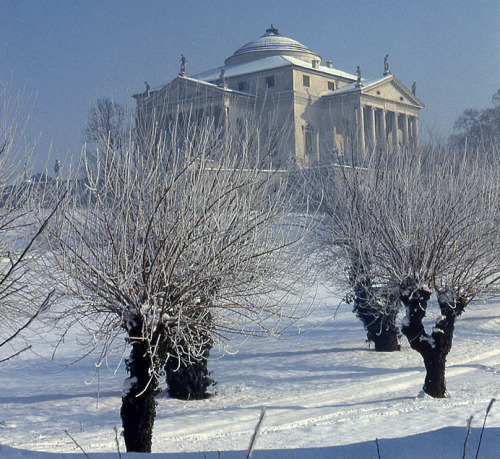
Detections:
[1, 288, 499, 458]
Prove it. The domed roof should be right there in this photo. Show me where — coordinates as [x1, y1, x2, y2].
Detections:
[224, 26, 322, 66]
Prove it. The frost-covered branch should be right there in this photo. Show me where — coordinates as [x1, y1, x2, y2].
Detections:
[0, 79, 57, 362]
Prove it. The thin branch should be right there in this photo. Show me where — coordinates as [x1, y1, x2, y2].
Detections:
[246, 408, 266, 459]
[64, 430, 90, 459]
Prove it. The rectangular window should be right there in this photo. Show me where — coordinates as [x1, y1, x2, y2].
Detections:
[328, 81, 335, 91]
[303, 75, 310, 87]
[265, 76, 275, 88]
[238, 81, 246, 92]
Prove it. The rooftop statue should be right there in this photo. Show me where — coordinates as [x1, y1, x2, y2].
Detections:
[266, 24, 279, 35]
[180, 54, 187, 75]
[220, 66, 227, 88]
[384, 54, 391, 75]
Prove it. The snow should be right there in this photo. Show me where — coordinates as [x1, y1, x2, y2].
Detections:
[329, 75, 392, 96]
[192, 56, 293, 83]
[283, 56, 357, 80]
[401, 306, 411, 327]
[0, 288, 499, 457]
[192, 55, 357, 85]
[229, 34, 317, 58]
[122, 377, 137, 397]
[419, 334, 436, 348]
[124, 316, 139, 333]
[437, 289, 455, 305]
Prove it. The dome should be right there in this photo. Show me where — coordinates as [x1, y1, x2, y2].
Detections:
[224, 26, 322, 66]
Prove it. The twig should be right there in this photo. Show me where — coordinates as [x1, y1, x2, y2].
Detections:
[65, 429, 90, 459]
[0, 289, 55, 349]
[475, 398, 495, 459]
[375, 438, 381, 459]
[463, 414, 473, 459]
[1, 192, 65, 288]
[246, 408, 266, 459]
[0, 344, 31, 363]
[114, 425, 122, 459]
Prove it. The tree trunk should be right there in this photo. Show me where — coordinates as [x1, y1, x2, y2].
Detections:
[350, 256, 401, 352]
[400, 282, 466, 398]
[421, 351, 447, 398]
[164, 307, 215, 400]
[165, 341, 214, 400]
[353, 293, 401, 352]
[121, 319, 158, 452]
[371, 320, 401, 352]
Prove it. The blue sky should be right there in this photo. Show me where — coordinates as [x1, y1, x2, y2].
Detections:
[1, 0, 499, 171]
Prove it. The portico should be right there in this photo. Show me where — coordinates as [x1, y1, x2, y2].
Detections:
[360, 105, 419, 151]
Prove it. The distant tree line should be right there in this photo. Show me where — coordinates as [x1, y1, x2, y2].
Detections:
[448, 88, 500, 153]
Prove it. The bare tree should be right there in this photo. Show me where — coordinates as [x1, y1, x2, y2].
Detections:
[304, 148, 402, 352]
[46, 110, 308, 452]
[83, 98, 128, 179]
[326, 145, 500, 397]
[84, 98, 126, 150]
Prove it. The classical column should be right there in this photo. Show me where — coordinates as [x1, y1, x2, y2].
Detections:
[392, 111, 399, 153]
[379, 109, 387, 151]
[402, 114, 409, 149]
[223, 95, 230, 149]
[413, 116, 419, 150]
[357, 106, 365, 153]
[368, 106, 376, 150]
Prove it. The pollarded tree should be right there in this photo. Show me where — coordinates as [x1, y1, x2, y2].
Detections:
[334, 145, 500, 397]
[304, 154, 402, 352]
[46, 109, 307, 452]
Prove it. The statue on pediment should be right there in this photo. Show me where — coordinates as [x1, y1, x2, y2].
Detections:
[384, 54, 391, 75]
[180, 54, 187, 75]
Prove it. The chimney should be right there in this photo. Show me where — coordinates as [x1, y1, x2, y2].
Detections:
[312, 60, 318, 69]
[326, 60, 333, 69]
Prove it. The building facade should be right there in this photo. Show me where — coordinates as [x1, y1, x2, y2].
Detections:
[134, 26, 424, 167]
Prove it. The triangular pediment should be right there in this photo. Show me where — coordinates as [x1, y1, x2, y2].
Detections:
[363, 76, 424, 108]
[158, 76, 222, 101]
